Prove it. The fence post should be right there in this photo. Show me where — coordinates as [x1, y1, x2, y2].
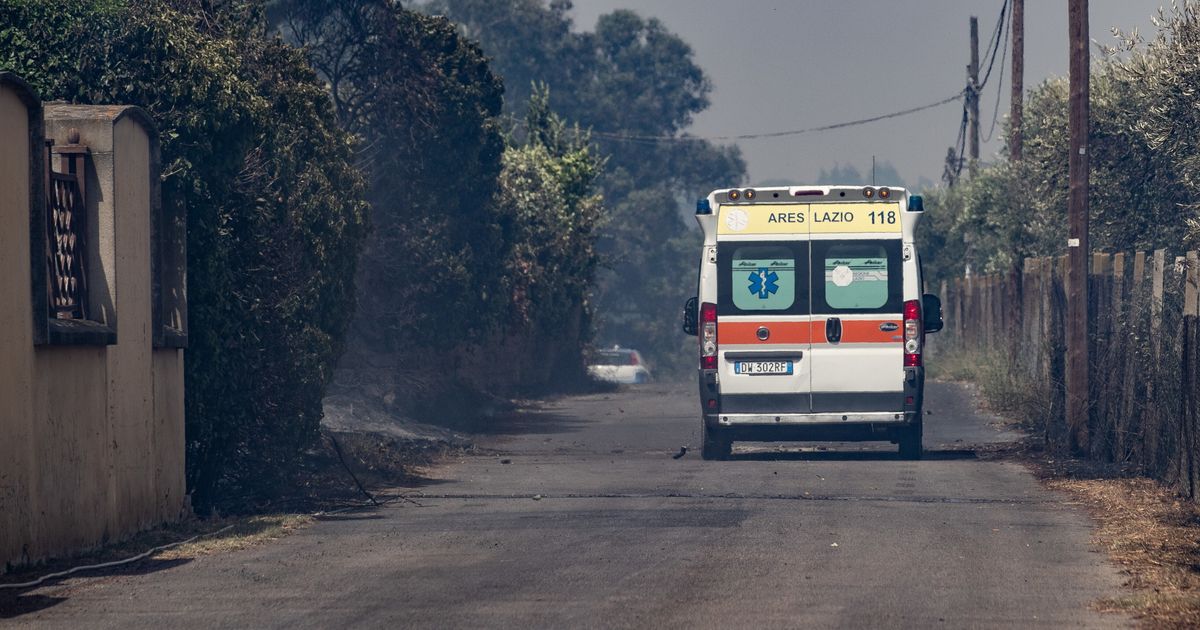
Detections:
[1126, 252, 1147, 465]
[992, 274, 1002, 351]
[954, 277, 964, 348]
[1023, 258, 1038, 366]
[1152, 250, 1166, 358]
[984, 276, 993, 350]
[978, 275, 988, 350]
[1183, 319, 1195, 498]
[1041, 257, 1053, 383]
[1187, 315, 1199, 500]
[1147, 250, 1167, 474]
[1092, 253, 1112, 459]
[1112, 252, 1128, 461]
[966, 273, 975, 348]
[994, 274, 1003, 352]
[1186, 251, 1199, 318]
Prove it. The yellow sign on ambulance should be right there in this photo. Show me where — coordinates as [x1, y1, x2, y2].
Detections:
[716, 203, 902, 236]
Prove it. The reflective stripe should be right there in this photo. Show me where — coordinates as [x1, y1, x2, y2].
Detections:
[718, 321, 816, 345]
[718, 319, 902, 345]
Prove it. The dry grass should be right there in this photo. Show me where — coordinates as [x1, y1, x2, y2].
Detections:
[1042, 475, 1200, 628]
[153, 513, 313, 559]
[927, 345, 1055, 426]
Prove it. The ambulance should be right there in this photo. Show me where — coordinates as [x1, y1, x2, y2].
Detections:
[681, 185, 943, 460]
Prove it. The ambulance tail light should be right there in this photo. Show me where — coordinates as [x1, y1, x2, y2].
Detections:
[904, 299, 922, 367]
[700, 302, 718, 370]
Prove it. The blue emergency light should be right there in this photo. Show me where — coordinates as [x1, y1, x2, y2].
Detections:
[696, 199, 712, 215]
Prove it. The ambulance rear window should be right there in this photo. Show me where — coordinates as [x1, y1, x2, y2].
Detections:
[812, 241, 902, 314]
[718, 242, 810, 316]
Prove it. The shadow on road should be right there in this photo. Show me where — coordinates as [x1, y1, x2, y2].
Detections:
[0, 593, 65, 618]
[314, 512, 388, 522]
[0, 557, 192, 619]
[730, 448, 978, 462]
[460, 410, 590, 437]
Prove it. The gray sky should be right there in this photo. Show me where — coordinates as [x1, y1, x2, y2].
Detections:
[570, 1, 1164, 188]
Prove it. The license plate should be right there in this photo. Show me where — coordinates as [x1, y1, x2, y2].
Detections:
[734, 361, 793, 375]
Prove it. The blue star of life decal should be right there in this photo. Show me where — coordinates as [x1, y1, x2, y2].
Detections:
[748, 268, 779, 300]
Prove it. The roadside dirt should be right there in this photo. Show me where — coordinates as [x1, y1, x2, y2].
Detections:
[981, 441, 1200, 629]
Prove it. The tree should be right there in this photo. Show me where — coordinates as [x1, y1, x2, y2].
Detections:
[280, 1, 509, 362]
[428, 0, 747, 375]
[487, 86, 605, 388]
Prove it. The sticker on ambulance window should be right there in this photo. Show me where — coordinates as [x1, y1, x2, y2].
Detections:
[823, 250, 889, 309]
[731, 247, 795, 311]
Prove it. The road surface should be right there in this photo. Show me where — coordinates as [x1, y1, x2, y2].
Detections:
[2, 381, 1130, 628]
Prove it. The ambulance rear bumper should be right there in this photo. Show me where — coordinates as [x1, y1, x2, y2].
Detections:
[702, 411, 919, 443]
[715, 412, 907, 426]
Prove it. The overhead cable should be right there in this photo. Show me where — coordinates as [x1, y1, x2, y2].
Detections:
[977, 0, 1010, 91]
[981, 8, 1011, 144]
[575, 91, 967, 145]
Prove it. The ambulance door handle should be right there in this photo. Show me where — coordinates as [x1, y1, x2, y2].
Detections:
[825, 318, 842, 343]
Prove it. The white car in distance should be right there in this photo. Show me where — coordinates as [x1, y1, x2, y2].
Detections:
[588, 347, 652, 384]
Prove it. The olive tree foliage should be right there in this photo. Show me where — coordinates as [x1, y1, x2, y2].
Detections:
[426, 0, 747, 376]
[920, 4, 1200, 287]
[0, 0, 369, 509]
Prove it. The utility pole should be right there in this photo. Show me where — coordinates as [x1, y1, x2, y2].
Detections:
[1010, 0, 1024, 161]
[1006, 0, 1026, 366]
[968, 16, 980, 172]
[1066, 0, 1090, 455]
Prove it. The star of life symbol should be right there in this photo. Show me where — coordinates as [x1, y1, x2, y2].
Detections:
[725, 209, 749, 232]
[748, 268, 779, 299]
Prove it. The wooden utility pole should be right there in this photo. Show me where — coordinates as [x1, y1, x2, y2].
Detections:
[1010, 0, 1024, 161]
[1066, 0, 1090, 455]
[1005, 0, 1026, 362]
[968, 16, 981, 172]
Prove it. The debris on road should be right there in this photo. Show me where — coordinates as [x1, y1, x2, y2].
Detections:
[672, 446, 687, 459]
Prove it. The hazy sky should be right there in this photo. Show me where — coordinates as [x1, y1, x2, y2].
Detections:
[569, 1, 1165, 188]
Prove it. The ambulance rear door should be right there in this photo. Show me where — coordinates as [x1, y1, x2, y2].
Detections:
[806, 204, 906, 414]
[715, 204, 814, 416]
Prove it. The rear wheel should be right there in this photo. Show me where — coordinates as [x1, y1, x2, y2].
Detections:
[898, 419, 923, 460]
[701, 421, 732, 460]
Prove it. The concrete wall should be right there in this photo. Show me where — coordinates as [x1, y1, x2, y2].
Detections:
[0, 77, 39, 571]
[0, 76, 185, 571]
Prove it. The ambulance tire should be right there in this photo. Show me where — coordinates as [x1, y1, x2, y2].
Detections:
[701, 423, 732, 460]
[898, 421, 923, 460]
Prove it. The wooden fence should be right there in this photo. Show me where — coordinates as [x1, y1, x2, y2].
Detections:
[941, 250, 1200, 496]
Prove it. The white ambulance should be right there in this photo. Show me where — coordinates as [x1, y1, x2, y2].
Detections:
[682, 185, 942, 460]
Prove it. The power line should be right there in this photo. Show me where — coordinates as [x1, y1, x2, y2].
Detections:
[982, 2, 1011, 143]
[978, 0, 1010, 90]
[571, 91, 966, 145]
[956, 0, 1009, 178]
[953, 105, 969, 180]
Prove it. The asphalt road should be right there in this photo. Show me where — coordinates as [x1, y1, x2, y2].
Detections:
[3, 381, 1130, 629]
